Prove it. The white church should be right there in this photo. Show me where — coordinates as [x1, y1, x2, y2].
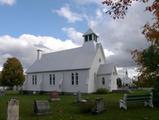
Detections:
[23, 28, 118, 93]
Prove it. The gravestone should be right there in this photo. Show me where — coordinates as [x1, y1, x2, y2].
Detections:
[13, 86, 17, 91]
[92, 98, 105, 114]
[50, 91, 60, 101]
[79, 99, 95, 113]
[34, 100, 50, 115]
[7, 98, 19, 120]
[76, 91, 81, 103]
[0, 90, 5, 96]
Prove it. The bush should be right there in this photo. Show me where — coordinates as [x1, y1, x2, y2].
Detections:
[96, 88, 109, 94]
[153, 79, 159, 107]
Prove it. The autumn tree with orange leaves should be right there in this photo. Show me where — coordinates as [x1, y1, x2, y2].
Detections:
[102, 0, 159, 105]
[1, 57, 25, 87]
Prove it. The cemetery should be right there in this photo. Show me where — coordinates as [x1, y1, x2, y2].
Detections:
[0, 0, 158, 120]
[0, 90, 159, 120]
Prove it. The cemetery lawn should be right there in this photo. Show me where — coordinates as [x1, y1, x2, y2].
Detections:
[0, 91, 159, 120]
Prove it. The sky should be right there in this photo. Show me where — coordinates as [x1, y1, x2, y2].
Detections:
[0, 0, 153, 78]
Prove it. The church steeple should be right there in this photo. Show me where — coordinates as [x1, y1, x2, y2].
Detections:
[83, 28, 98, 43]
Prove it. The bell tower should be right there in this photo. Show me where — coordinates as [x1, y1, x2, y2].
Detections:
[83, 28, 98, 43]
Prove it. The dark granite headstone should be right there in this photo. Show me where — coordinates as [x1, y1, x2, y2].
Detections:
[34, 100, 50, 115]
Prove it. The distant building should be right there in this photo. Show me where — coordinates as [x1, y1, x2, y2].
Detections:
[118, 69, 133, 86]
[23, 28, 118, 93]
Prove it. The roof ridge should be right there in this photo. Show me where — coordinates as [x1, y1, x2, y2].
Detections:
[42, 46, 82, 56]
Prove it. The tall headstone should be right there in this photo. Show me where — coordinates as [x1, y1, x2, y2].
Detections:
[7, 98, 19, 120]
[76, 91, 81, 103]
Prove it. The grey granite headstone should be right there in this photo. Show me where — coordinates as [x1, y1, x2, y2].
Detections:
[92, 98, 105, 114]
[34, 100, 50, 115]
[76, 91, 81, 103]
[0, 90, 5, 96]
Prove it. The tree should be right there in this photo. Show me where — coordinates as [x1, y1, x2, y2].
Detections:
[1, 57, 25, 87]
[102, 0, 159, 105]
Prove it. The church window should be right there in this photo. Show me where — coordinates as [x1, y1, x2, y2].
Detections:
[99, 58, 101, 63]
[32, 75, 34, 85]
[53, 74, 55, 85]
[71, 73, 74, 85]
[49, 74, 52, 85]
[32, 75, 37, 85]
[89, 35, 92, 41]
[102, 77, 105, 85]
[76, 73, 78, 85]
[49, 74, 55, 85]
[35, 75, 37, 85]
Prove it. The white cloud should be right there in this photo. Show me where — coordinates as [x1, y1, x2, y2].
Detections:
[62, 27, 83, 45]
[104, 49, 114, 57]
[0, 34, 79, 71]
[55, 4, 83, 23]
[96, 9, 103, 18]
[85, 2, 152, 68]
[74, 0, 102, 5]
[0, 0, 15, 6]
[117, 67, 139, 79]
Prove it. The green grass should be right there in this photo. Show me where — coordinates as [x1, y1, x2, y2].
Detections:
[0, 91, 159, 120]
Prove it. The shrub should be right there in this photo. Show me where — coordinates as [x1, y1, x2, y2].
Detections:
[96, 88, 109, 94]
[153, 79, 159, 107]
